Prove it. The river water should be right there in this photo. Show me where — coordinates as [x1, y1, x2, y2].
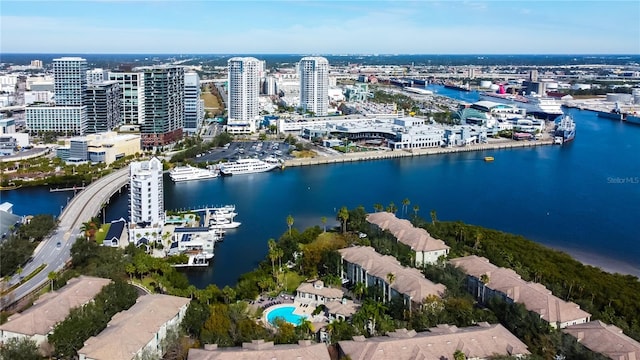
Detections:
[5, 87, 639, 287]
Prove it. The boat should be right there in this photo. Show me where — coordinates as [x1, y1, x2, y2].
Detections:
[479, 85, 563, 120]
[444, 82, 471, 92]
[554, 114, 576, 144]
[484, 156, 494, 162]
[209, 217, 241, 229]
[167, 227, 218, 261]
[217, 158, 279, 176]
[169, 165, 218, 182]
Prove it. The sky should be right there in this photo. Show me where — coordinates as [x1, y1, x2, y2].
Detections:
[1, 0, 639, 54]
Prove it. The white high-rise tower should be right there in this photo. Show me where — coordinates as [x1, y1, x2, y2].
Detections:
[299, 56, 329, 116]
[227, 57, 260, 134]
[53, 57, 88, 106]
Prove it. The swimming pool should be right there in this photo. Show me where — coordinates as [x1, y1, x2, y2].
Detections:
[266, 306, 307, 326]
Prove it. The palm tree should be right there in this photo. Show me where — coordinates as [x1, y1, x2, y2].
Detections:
[402, 198, 410, 217]
[321, 216, 327, 232]
[386, 272, 396, 302]
[286, 214, 294, 236]
[386, 202, 397, 215]
[479, 273, 490, 303]
[430, 209, 438, 224]
[413, 204, 420, 217]
[373, 203, 383, 213]
[353, 282, 366, 301]
[297, 318, 314, 339]
[337, 206, 349, 234]
[125, 263, 135, 280]
[268, 239, 278, 279]
[48, 271, 57, 291]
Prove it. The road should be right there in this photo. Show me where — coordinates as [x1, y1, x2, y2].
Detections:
[3, 167, 130, 308]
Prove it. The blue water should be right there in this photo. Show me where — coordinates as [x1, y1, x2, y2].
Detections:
[266, 306, 306, 326]
[6, 88, 640, 287]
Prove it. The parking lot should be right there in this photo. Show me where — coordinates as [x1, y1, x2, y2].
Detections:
[193, 140, 293, 164]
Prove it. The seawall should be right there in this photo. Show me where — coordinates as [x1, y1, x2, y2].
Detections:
[284, 139, 554, 167]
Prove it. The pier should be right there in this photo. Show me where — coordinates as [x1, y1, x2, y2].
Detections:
[50, 186, 86, 192]
[284, 139, 554, 168]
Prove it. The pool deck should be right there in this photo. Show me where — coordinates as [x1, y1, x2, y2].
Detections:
[260, 299, 326, 327]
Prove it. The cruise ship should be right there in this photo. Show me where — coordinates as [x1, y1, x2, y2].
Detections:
[217, 158, 279, 176]
[479, 85, 563, 120]
[169, 165, 218, 182]
[554, 114, 576, 144]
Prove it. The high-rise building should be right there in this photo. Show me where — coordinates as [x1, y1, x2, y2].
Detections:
[87, 68, 109, 85]
[183, 72, 204, 135]
[129, 157, 164, 225]
[26, 105, 87, 135]
[108, 71, 145, 125]
[227, 57, 261, 134]
[53, 57, 87, 106]
[30, 60, 43, 68]
[299, 56, 329, 116]
[140, 66, 184, 149]
[85, 81, 122, 133]
[261, 76, 277, 96]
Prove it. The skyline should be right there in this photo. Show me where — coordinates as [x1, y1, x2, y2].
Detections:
[1, 1, 639, 55]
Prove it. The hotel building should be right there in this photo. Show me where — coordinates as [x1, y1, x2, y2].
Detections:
[299, 56, 329, 116]
[227, 57, 261, 134]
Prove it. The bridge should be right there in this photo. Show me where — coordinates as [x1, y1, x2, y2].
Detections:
[2, 167, 131, 309]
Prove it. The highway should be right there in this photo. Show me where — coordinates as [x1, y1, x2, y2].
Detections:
[3, 167, 130, 308]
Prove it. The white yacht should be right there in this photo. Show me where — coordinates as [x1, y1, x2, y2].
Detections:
[209, 217, 241, 229]
[217, 158, 279, 176]
[169, 165, 218, 182]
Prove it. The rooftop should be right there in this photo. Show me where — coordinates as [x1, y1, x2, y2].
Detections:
[339, 246, 446, 301]
[0, 276, 111, 336]
[338, 323, 529, 360]
[296, 280, 344, 299]
[563, 321, 640, 360]
[78, 294, 190, 360]
[450, 255, 591, 325]
[187, 340, 331, 360]
[366, 212, 450, 252]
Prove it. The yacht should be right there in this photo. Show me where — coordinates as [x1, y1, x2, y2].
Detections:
[169, 165, 218, 182]
[209, 217, 241, 229]
[217, 158, 279, 176]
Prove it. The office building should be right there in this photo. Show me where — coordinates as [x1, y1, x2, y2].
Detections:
[299, 56, 329, 116]
[184, 72, 204, 134]
[57, 131, 141, 165]
[227, 57, 261, 134]
[140, 66, 184, 149]
[53, 57, 87, 106]
[108, 71, 145, 125]
[85, 81, 122, 133]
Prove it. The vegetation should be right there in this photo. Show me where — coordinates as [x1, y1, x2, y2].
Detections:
[421, 220, 640, 341]
[48, 281, 138, 358]
[0, 337, 40, 360]
[0, 214, 57, 277]
[170, 133, 233, 163]
[370, 89, 417, 111]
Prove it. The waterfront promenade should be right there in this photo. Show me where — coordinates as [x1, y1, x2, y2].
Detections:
[1, 167, 130, 309]
[284, 139, 554, 167]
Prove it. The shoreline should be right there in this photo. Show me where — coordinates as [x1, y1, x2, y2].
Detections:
[284, 138, 554, 167]
[553, 246, 640, 279]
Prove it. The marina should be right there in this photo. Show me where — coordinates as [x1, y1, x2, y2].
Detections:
[169, 164, 219, 182]
[218, 158, 281, 176]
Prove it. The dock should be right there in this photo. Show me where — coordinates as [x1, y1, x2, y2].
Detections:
[50, 186, 86, 192]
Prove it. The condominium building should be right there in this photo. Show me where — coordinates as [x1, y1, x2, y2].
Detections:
[26, 104, 88, 135]
[78, 294, 190, 360]
[227, 57, 261, 134]
[450, 255, 591, 329]
[299, 56, 329, 116]
[188, 340, 330, 360]
[85, 81, 122, 133]
[0, 276, 111, 350]
[140, 66, 184, 149]
[86, 68, 109, 85]
[339, 246, 446, 309]
[184, 71, 204, 134]
[53, 57, 87, 106]
[129, 157, 164, 225]
[108, 71, 145, 125]
[366, 212, 450, 266]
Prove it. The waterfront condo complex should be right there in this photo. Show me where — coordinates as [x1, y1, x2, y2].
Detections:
[129, 157, 164, 244]
[140, 66, 185, 149]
